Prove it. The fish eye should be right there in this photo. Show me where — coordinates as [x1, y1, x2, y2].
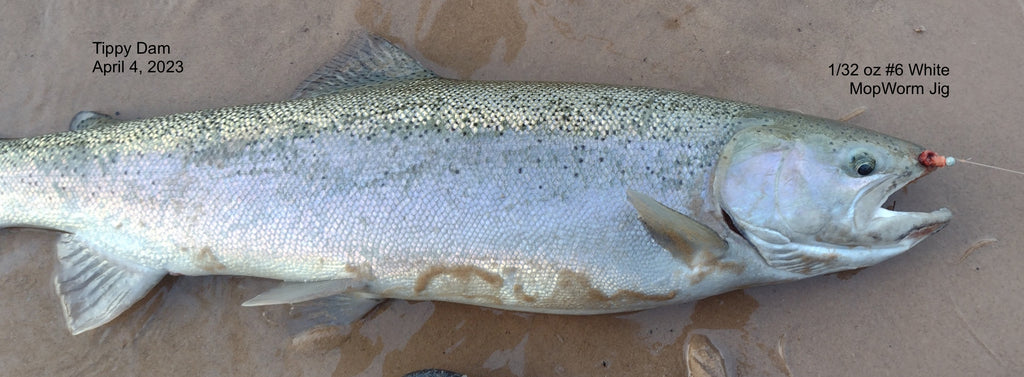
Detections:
[851, 153, 876, 176]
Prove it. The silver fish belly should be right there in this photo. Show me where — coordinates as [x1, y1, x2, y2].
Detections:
[0, 34, 951, 334]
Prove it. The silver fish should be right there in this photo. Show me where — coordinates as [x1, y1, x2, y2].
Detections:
[0, 34, 952, 335]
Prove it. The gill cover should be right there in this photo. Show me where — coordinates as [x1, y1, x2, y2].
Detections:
[713, 112, 952, 275]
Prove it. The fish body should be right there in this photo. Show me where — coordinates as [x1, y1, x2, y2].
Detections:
[0, 34, 951, 334]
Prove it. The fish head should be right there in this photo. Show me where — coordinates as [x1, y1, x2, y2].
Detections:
[712, 111, 952, 276]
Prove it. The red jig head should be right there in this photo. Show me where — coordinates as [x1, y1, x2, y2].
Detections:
[918, 150, 955, 168]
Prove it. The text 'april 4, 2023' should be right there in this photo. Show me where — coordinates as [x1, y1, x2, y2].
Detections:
[91, 41, 184, 76]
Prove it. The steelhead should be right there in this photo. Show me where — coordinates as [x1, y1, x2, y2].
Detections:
[0, 34, 952, 335]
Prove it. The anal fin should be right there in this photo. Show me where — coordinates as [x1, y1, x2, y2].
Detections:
[55, 234, 165, 335]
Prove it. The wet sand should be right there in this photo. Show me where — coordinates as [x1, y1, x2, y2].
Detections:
[2, 1, 1022, 376]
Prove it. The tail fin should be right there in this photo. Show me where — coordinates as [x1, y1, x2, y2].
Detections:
[55, 233, 165, 335]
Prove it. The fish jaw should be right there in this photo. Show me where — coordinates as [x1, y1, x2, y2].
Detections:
[713, 111, 952, 276]
[850, 171, 952, 248]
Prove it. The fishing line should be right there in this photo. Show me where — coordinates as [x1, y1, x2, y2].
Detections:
[948, 157, 1024, 176]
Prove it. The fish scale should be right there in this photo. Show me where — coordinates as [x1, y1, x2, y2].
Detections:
[0, 33, 951, 334]
[1, 79, 738, 286]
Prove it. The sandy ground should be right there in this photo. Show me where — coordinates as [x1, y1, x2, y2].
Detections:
[1, 1, 1022, 376]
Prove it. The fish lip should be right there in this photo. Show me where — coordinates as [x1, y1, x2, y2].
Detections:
[853, 167, 952, 245]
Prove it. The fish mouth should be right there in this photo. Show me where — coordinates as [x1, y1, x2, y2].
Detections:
[852, 168, 952, 248]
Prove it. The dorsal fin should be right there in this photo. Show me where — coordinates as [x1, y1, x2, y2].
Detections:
[626, 189, 728, 266]
[291, 33, 437, 99]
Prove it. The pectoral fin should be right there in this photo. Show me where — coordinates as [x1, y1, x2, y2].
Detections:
[626, 189, 727, 265]
[55, 234, 165, 335]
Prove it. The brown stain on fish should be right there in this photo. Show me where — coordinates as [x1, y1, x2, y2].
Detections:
[414, 265, 504, 293]
[648, 220, 699, 265]
[692, 260, 749, 286]
[343, 264, 373, 280]
[513, 283, 537, 303]
[688, 251, 747, 285]
[415, 267, 678, 309]
[799, 252, 839, 275]
[549, 269, 677, 307]
[191, 246, 226, 272]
